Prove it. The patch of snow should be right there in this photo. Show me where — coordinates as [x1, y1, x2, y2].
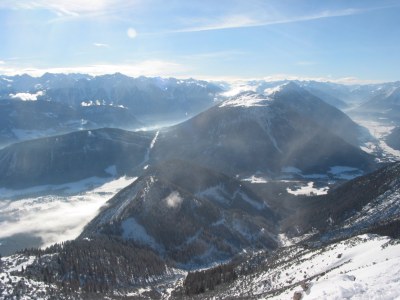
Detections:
[9, 91, 44, 101]
[378, 140, 400, 160]
[5, 255, 36, 272]
[300, 236, 400, 300]
[80, 99, 106, 106]
[150, 130, 159, 149]
[355, 119, 400, 161]
[287, 182, 329, 196]
[219, 93, 271, 108]
[264, 84, 284, 95]
[222, 234, 400, 300]
[221, 82, 258, 97]
[341, 182, 400, 231]
[242, 175, 268, 184]
[140, 130, 159, 168]
[360, 142, 377, 154]
[121, 217, 161, 250]
[278, 233, 294, 247]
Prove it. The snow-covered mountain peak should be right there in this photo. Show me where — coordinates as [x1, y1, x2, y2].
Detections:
[263, 81, 302, 96]
[219, 91, 272, 108]
[263, 84, 285, 95]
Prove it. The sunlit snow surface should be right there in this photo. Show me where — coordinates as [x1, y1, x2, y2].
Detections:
[355, 118, 400, 161]
[242, 175, 268, 184]
[287, 181, 329, 196]
[9, 90, 44, 101]
[0, 175, 137, 250]
[219, 93, 272, 107]
[217, 234, 400, 300]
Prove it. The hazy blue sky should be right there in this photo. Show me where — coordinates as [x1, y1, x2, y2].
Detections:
[1, 0, 399, 82]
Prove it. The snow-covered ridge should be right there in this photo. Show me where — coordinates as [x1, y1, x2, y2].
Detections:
[219, 82, 302, 108]
[219, 92, 272, 108]
[207, 234, 400, 299]
[80, 99, 126, 108]
[263, 84, 285, 95]
[287, 182, 329, 196]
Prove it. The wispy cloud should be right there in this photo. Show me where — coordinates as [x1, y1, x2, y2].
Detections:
[93, 43, 110, 48]
[0, 0, 141, 17]
[164, 191, 183, 208]
[172, 7, 387, 33]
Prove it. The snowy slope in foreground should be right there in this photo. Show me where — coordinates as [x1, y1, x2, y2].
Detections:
[205, 234, 400, 299]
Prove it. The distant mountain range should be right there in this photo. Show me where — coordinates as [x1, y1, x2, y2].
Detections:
[1, 73, 399, 299]
[2, 73, 400, 148]
[0, 82, 377, 189]
[0, 73, 223, 147]
[0, 73, 222, 118]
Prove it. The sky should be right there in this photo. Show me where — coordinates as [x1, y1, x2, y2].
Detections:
[0, 0, 400, 83]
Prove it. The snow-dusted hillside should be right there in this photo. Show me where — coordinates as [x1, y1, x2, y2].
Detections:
[152, 83, 375, 178]
[186, 234, 400, 299]
[80, 160, 278, 267]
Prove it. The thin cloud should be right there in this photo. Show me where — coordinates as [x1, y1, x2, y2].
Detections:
[172, 7, 389, 33]
[0, 0, 141, 17]
[93, 43, 110, 48]
[164, 191, 183, 208]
